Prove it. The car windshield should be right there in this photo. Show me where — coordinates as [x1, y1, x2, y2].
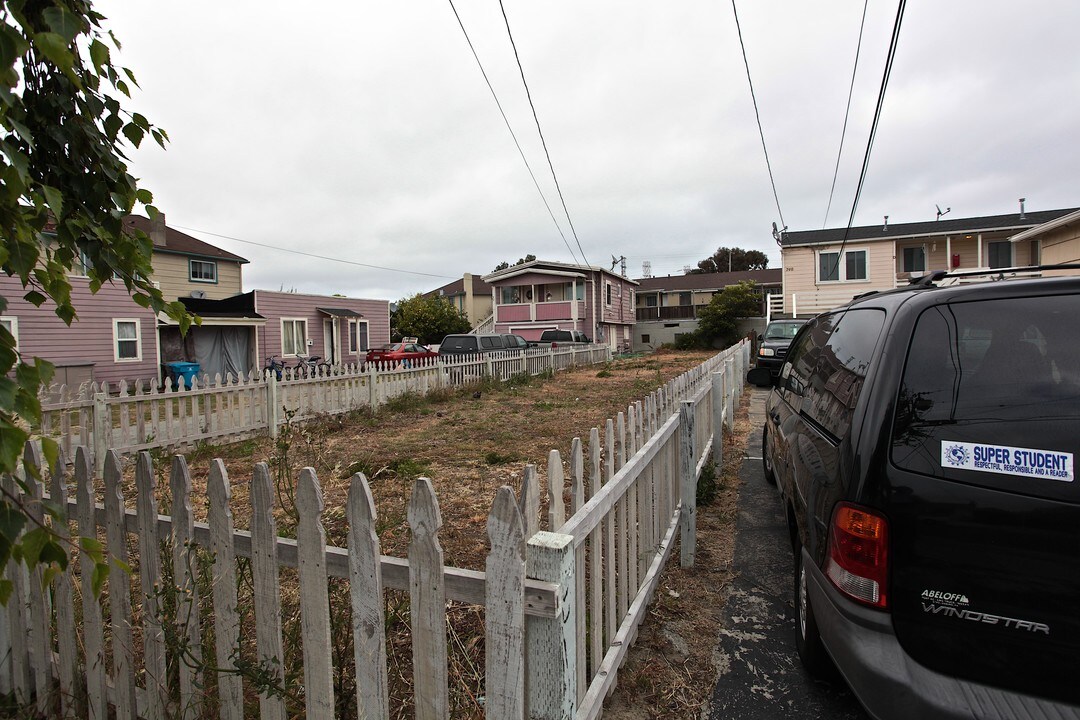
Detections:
[764, 321, 804, 340]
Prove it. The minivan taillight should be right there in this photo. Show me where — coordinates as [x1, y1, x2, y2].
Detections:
[825, 503, 889, 609]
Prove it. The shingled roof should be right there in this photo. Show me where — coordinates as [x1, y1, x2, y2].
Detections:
[123, 215, 249, 264]
[633, 268, 781, 292]
[781, 208, 1080, 247]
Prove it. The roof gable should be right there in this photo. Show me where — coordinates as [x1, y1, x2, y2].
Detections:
[124, 215, 249, 264]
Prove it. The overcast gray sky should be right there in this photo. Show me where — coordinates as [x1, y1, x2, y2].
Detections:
[96, 0, 1080, 301]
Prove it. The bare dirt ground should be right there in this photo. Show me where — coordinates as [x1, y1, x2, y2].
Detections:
[149, 349, 748, 717]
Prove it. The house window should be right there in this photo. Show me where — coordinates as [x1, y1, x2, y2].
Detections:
[113, 319, 142, 361]
[641, 333, 650, 344]
[818, 248, 868, 282]
[987, 241, 1011, 269]
[678, 292, 691, 306]
[606, 284, 612, 305]
[575, 283, 584, 301]
[348, 319, 369, 353]
[903, 246, 926, 273]
[645, 294, 658, 307]
[281, 318, 307, 356]
[189, 259, 218, 283]
[0, 316, 18, 352]
[1030, 240, 1041, 266]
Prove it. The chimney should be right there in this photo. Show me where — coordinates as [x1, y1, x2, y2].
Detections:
[883, 215, 889, 231]
[151, 212, 167, 247]
[1018, 197, 1027, 220]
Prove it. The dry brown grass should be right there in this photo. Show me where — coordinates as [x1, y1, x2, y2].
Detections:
[108, 349, 744, 718]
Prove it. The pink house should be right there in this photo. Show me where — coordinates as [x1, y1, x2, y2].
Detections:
[0, 274, 160, 387]
[482, 260, 637, 350]
[253, 290, 390, 367]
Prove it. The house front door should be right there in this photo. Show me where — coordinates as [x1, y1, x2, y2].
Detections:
[323, 318, 340, 364]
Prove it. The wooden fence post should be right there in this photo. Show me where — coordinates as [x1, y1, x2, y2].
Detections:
[526, 531, 577, 720]
[347, 472, 390, 719]
[268, 369, 280, 439]
[712, 370, 724, 467]
[297, 468, 336, 720]
[724, 357, 736, 432]
[208, 460, 244, 720]
[251, 464, 287, 720]
[485, 487, 526, 720]
[680, 401, 697, 568]
[92, 392, 108, 473]
[135, 452, 168, 718]
[47, 449, 78, 718]
[104, 451, 138, 719]
[409, 478, 449, 720]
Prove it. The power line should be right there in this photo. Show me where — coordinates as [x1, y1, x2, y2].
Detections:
[445, 0, 581, 266]
[731, 0, 786, 232]
[822, 0, 869, 229]
[831, 0, 908, 274]
[496, 0, 591, 268]
[171, 225, 456, 280]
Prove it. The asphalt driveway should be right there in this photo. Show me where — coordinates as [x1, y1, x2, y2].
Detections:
[708, 387, 869, 720]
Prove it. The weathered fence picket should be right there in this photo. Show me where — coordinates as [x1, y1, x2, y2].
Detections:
[251, 463, 288, 720]
[347, 472, 390, 720]
[208, 460, 244, 720]
[409, 478, 449, 720]
[485, 487, 527, 720]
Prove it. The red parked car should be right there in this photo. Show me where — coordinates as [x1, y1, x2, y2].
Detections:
[365, 340, 438, 368]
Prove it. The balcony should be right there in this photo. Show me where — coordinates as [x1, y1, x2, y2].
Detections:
[635, 305, 701, 321]
[495, 300, 580, 324]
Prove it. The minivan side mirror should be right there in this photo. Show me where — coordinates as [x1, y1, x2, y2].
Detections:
[746, 367, 777, 388]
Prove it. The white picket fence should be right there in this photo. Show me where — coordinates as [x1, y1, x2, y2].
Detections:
[37, 344, 612, 472]
[4, 341, 751, 720]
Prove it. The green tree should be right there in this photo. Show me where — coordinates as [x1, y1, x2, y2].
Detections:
[392, 294, 471, 345]
[689, 247, 769, 274]
[678, 281, 761, 349]
[0, 1, 191, 595]
[492, 253, 536, 272]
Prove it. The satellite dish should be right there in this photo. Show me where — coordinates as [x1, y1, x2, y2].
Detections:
[190, 290, 207, 299]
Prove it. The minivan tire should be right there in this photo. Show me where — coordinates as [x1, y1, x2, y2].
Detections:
[762, 426, 776, 486]
[794, 548, 835, 679]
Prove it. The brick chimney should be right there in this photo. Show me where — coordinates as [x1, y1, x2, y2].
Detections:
[151, 213, 167, 247]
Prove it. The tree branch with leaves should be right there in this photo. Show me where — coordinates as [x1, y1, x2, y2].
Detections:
[0, 0, 193, 591]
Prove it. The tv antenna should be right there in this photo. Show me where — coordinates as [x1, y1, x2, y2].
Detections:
[935, 204, 951, 221]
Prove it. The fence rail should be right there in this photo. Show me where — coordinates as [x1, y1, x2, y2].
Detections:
[4, 341, 751, 719]
[37, 344, 612, 471]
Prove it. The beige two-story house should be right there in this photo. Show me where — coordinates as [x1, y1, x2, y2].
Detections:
[777, 207, 1079, 316]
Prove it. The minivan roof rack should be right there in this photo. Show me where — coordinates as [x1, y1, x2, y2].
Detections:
[907, 264, 1080, 287]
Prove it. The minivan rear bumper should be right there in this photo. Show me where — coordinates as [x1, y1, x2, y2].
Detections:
[805, 550, 1078, 720]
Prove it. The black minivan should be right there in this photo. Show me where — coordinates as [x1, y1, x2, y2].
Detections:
[754, 271, 1080, 719]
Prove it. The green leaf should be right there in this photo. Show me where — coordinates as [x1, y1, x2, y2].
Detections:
[89, 38, 110, 71]
[40, 437, 59, 474]
[22, 290, 46, 307]
[41, 566, 61, 588]
[0, 422, 27, 472]
[112, 557, 133, 574]
[135, 188, 153, 205]
[121, 122, 144, 147]
[0, 24, 30, 69]
[32, 32, 75, 74]
[7, 117, 35, 150]
[0, 502, 27, 546]
[0, 579, 12, 606]
[41, 185, 63, 217]
[91, 561, 108, 596]
[20, 527, 50, 568]
[39, 539, 68, 570]
[131, 293, 150, 309]
[43, 7, 84, 44]
[79, 536, 104, 558]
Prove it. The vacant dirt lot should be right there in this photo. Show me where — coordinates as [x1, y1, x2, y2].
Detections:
[163, 349, 748, 717]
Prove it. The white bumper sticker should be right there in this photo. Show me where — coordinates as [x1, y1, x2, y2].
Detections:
[941, 441, 1074, 482]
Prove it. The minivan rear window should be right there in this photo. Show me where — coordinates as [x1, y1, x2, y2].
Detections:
[891, 295, 1080, 498]
[440, 336, 476, 351]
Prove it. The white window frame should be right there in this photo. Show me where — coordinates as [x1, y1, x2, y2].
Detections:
[189, 259, 218, 283]
[0, 316, 18, 352]
[348, 319, 359, 353]
[113, 319, 142, 362]
[605, 283, 612, 305]
[281, 318, 308, 357]
[817, 247, 869, 283]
